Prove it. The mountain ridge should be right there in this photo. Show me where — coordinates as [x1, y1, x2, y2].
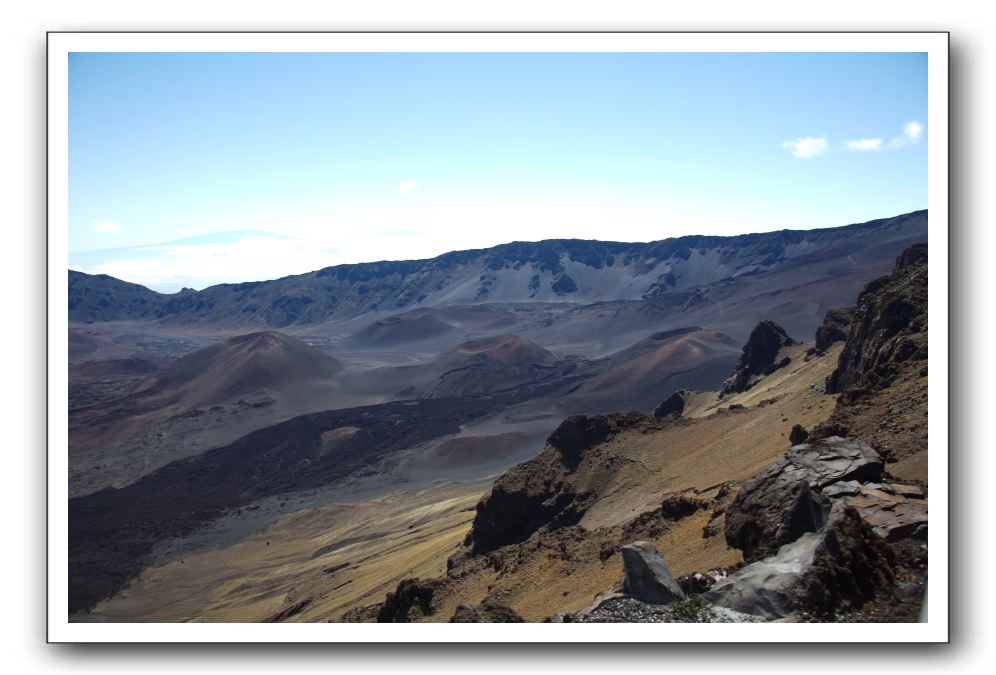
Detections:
[68, 210, 927, 327]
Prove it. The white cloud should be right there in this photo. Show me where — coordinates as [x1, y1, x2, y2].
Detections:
[782, 136, 828, 159]
[891, 120, 925, 148]
[845, 138, 884, 152]
[91, 219, 122, 234]
[396, 179, 418, 195]
[903, 121, 924, 142]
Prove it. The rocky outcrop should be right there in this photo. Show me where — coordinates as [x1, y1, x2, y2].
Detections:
[724, 437, 884, 563]
[546, 413, 645, 467]
[466, 413, 648, 554]
[659, 492, 709, 520]
[449, 603, 525, 623]
[822, 481, 927, 542]
[707, 504, 895, 620]
[722, 320, 797, 395]
[826, 244, 927, 396]
[377, 578, 444, 623]
[812, 307, 855, 354]
[653, 390, 688, 418]
[619, 541, 686, 605]
[787, 504, 896, 619]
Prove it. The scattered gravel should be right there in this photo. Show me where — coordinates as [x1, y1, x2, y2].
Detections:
[578, 596, 764, 623]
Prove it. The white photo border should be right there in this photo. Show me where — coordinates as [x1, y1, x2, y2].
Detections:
[47, 31, 949, 643]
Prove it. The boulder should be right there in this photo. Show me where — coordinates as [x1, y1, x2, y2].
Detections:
[620, 541, 685, 605]
[705, 531, 822, 619]
[653, 390, 687, 418]
[724, 437, 883, 562]
[449, 603, 525, 623]
[722, 320, 797, 395]
[787, 503, 896, 619]
[707, 504, 895, 620]
[789, 424, 809, 445]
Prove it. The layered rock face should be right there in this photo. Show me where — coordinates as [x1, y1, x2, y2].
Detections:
[722, 320, 797, 395]
[826, 244, 927, 395]
[816, 244, 928, 479]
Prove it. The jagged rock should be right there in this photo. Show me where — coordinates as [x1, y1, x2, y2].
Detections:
[724, 437, 883, 562]
[546, 413, 645, 467]
[789, 424, 809, 445]
[826, 244, 927, 396]
[465, 413, 649, 554]
[653, 390, 688, 418]
[707, 504, 895, 620]
[705, 530, 822, 619]
[620, 541, 685, 605]
[824, 481, 927, 542]
[722, 320, 797, 395]
[812, 307, 855, 354]
[377, 578, 443, 623]
[449, 603, 525, 623]
[787, 504, 896, 619]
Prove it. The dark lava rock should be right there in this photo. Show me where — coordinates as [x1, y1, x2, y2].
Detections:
[653, 390, 688, 418]
[812, 307, 855, 354]
[788, 504, 896, 619]
[466, 414, 648, 555]
[377, 578, 444, 622]
[706, 504, 895, 620]
[620, 541, 685, 605]
[463, 419, 618, 555]
[894, 243, 928, 273]
[826, 244, 927, 396]
[724, 437, 883, 563]
[546, 413, 645, 468]
[789, 424, 809, 445]
[722, 320, 797, 395]
[448, 603, 525, 623]
[660, 492, 709, 520]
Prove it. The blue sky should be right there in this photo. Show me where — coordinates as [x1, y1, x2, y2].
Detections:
[69, 52, 927, 291]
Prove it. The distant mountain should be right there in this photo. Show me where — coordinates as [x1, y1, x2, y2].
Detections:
[67, 211, 927, 329]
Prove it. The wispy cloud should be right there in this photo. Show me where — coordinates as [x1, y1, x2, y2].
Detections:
[72, 234, 336, 292]
[396, 179, 418, 195]
[845, 138, 884, 152]
[891, 120, 925, 148]
[90, 218, 122, 234]
[782, 136, 828, 159]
